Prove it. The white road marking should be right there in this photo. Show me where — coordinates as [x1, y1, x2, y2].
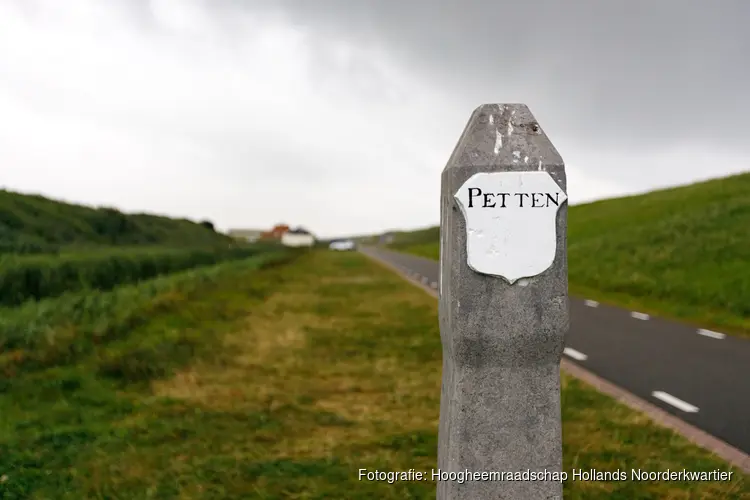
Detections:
[584, 300, 599, 307]
[431, 282, 438, 289]
[563, 348, 588, 361]
[697, 329, 726, 339]
[652, 391, 699, 413]
[631, 311, 650, 320]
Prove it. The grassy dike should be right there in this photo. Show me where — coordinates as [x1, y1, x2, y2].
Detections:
[386, 172, 750, 340]
[2, 250, 744, 498]
[0, 188, 236, 253]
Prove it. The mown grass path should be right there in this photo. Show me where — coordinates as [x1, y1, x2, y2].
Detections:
[2, 250, 748, 498]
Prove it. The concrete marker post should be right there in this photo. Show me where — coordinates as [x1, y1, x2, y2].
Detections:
[438, 104, 568, 499]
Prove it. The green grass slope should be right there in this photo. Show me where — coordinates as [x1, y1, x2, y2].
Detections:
[0, 189, 233, 253]
[385, 172, 750, 338]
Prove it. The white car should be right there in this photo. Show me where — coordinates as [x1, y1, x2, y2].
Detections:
[329, 240, 356, 251]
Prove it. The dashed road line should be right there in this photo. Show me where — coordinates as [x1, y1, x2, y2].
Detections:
[697, 329, 726, 340]
[362, 250, 750, 472]
[652, 391, 699, 413]
[563, 347, 588, 361]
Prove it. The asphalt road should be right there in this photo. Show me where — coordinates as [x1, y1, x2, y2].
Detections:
[360, 246, 750, 456]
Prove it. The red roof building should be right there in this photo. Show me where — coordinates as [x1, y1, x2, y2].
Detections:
[261, 224, 290, 240]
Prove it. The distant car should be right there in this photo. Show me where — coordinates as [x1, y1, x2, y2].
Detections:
[329, 240, 356, 251]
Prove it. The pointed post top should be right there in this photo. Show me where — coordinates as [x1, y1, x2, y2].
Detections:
[444, 103, 563, 172]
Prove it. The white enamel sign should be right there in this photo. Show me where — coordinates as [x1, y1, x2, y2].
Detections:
[454, 171, 567, 283]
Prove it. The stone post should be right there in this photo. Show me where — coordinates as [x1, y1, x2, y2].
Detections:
[437, 104, 568, 499]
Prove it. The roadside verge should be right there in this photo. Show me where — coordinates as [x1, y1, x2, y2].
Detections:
[359, 247, 750, 475]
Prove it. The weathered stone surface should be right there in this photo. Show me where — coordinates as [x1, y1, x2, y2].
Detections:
[438, 104, 568, 499]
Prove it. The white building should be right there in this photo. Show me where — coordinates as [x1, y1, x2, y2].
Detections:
[281, 227, 316, 247]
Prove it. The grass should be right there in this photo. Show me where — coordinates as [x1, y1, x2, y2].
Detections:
[385, 172, 750, 339]
[0, 188, 236, 253]
[2, 249, 746, 498]
[0, 249, 301, 498]
[0, 245, 272, 307]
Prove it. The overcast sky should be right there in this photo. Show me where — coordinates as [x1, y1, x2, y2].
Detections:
[1, 0, 748, 238]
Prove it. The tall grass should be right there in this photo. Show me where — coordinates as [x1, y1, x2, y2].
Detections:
[0, 249, 296, 372]
[0, 246, 271, 307]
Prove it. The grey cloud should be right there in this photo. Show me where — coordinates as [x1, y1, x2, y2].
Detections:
[3, 0, 747, 237]
[250, 0, 750, 156]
